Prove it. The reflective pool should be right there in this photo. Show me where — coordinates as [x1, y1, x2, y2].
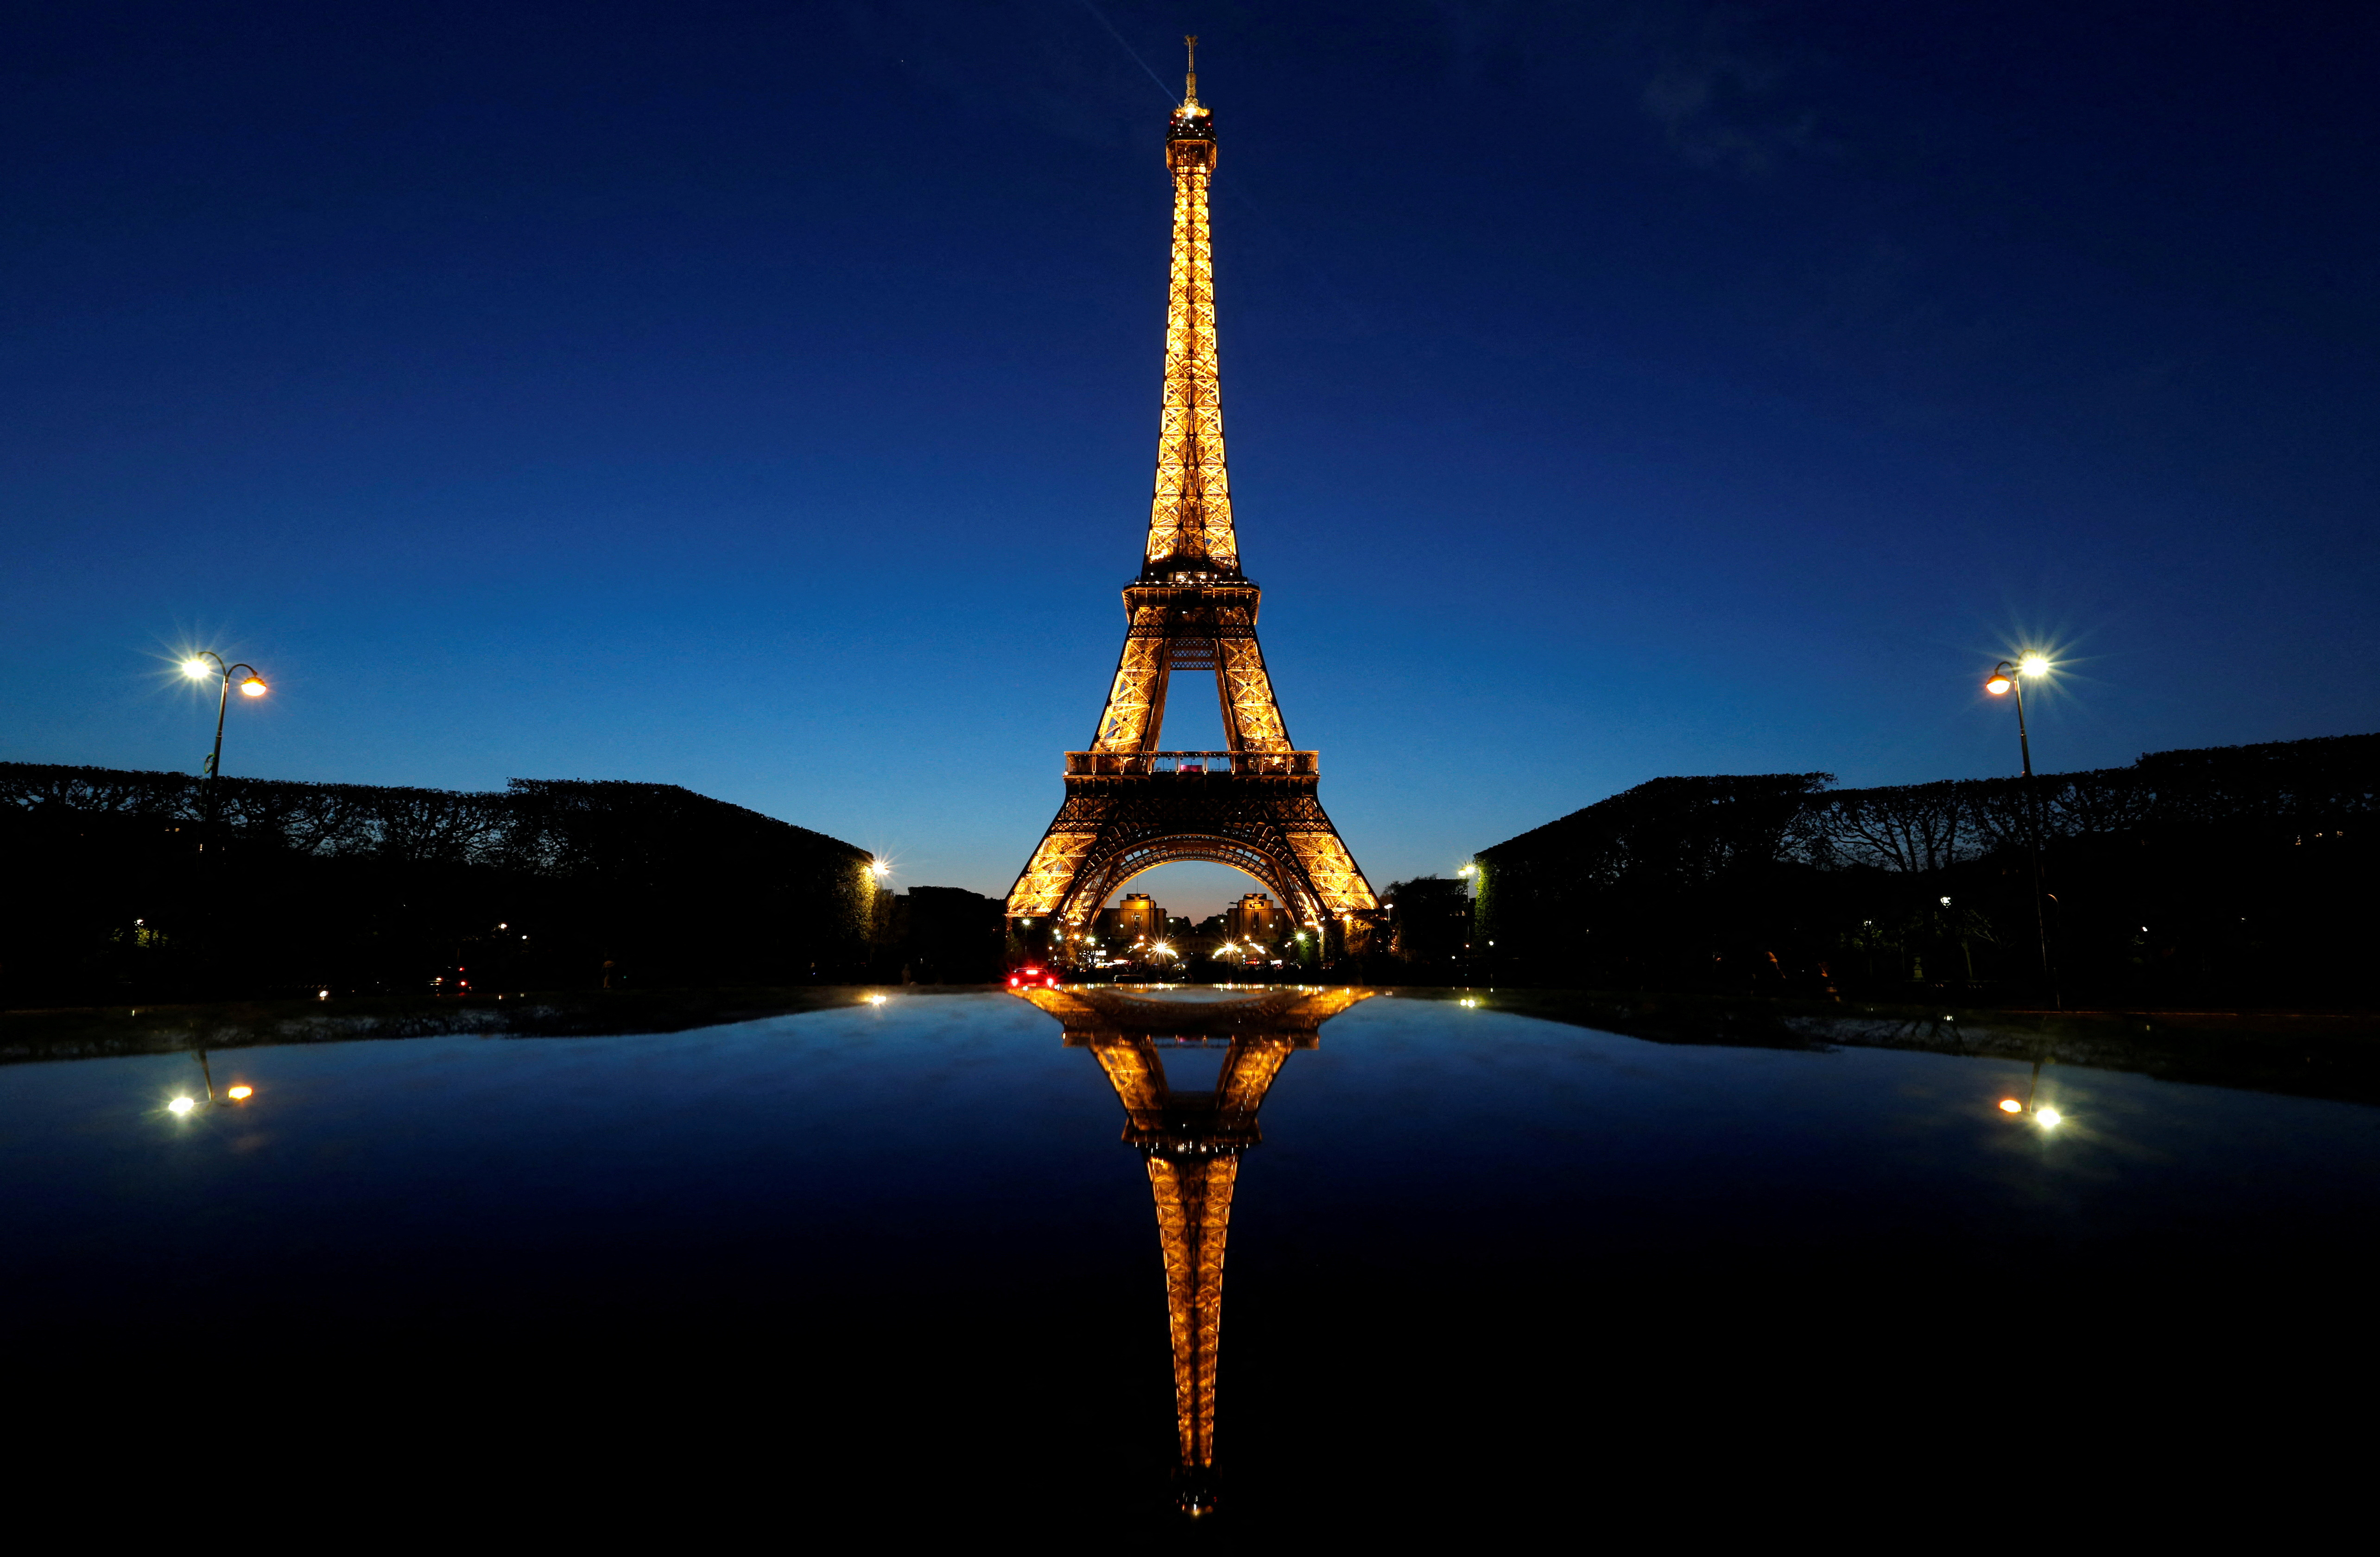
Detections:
[6, 987, 2374, 1533]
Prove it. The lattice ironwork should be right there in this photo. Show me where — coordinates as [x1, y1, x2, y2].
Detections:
[1006, 54, 1378, 945]
[1145, 77, 1232, 576]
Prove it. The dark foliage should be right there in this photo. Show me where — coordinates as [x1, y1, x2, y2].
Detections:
[886, 886, 1005, 984]
[0, 764, 878, 1004]
[1373, 875, 1476, 982]
[1475, 734, 2379, 1007]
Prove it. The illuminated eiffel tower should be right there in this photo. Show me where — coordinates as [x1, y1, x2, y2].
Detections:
[1006, 39, 1378, 959]
[1023, 986, 1375, 1513]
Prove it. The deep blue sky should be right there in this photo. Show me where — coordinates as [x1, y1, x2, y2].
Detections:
[5, 2, 2375, 917]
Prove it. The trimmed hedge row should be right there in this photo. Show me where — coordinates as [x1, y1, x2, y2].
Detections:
[1, 765, 880, 1002]
[1474, 734, 2378, 1005]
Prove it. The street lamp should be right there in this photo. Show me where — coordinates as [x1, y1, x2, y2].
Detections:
[182, 651, 266, 836]
[1985, 655, 2057, 1005]
[1982, 654, 2050, 776]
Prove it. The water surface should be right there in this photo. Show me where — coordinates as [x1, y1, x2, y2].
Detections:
[7, 989, 2371, 1533]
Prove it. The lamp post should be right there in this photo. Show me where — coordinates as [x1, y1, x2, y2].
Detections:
[181, 652, 267, 840]
[1984, 655, 2057, 1006]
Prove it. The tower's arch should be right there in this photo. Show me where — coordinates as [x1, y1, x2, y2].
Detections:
[1071, 835, 1316, 933]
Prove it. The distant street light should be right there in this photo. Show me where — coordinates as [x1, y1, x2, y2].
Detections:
[1987, 655, 2057, 1006]
[182, 651, 266, 841]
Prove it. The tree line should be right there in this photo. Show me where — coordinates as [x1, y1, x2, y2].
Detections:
[1473, 733, 2376, 1007]
[1, 763, 883, 1004]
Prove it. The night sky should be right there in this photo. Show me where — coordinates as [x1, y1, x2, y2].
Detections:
[6, 2, 2375, 917]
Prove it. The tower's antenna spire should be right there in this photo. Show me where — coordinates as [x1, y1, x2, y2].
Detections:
[1183, 34, 1199, 106]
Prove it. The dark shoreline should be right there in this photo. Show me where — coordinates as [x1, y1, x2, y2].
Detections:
[6, 982, 2377, 1108]
[1395, 986, 2380, 1108]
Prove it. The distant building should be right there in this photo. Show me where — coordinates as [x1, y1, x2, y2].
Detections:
[1107, 892, 1165, 946]
[1224, 892, 1283, 953]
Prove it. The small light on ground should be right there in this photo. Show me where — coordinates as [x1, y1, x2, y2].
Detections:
[867, 994, 888, 1006]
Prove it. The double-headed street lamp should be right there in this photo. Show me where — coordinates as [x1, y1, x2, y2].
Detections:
[1983, 654, 2050, 777]
[1984, 653, 2057, 1005]
[181, 652, 267, 832]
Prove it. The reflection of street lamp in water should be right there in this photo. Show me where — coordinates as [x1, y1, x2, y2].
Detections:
[170, 1049, 258, 1114]
[1997, 1056, 2063, 1129]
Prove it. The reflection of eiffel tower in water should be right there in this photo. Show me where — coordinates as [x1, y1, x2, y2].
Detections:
[1023, 986, 1375, 1514]
[1006, 38, 1379, 961]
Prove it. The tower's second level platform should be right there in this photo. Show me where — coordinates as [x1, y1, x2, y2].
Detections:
[1066, 750, 1316, 778]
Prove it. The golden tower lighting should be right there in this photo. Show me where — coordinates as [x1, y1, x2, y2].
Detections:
[1006, 41, 1378, 960]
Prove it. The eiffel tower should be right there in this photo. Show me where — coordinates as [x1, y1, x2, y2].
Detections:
[1006, 39, 1378, 958]
[1022, 985, 1376, 1513]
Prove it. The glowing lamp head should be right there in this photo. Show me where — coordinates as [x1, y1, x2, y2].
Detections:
[1998, 1098, 2024, 1114]
[2019, 654, 2050, 677]
[2036, 1107, 2064, 1128]
[167, 1095, 196, 1116]
[226, 1084, 253, 1101]
[239, 676, 267, 698]
[1984, 676, 2013, 696]
[181, 659, 211, 681]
